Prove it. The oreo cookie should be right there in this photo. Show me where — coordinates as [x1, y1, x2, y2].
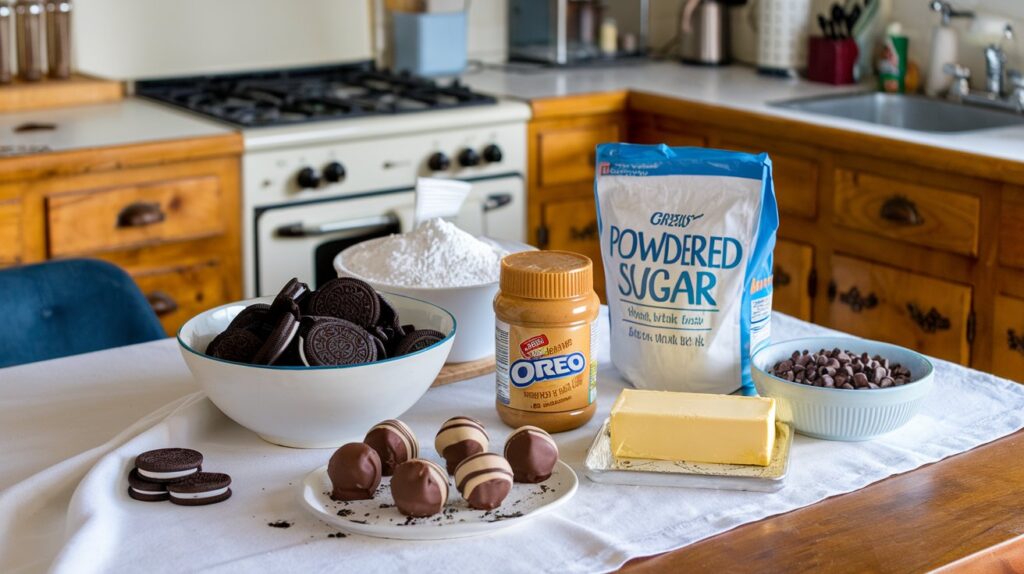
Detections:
[299, 317, 378, 366]
[369, 333, 388, 360]
[167, 472, 232, 506]
[127, 468, 169, 502]
[206, 328, 264, 363]
[377, 294, 403, 334]
[306, 277, 380, 329]
[251, 309, 300, 365]
[225, 303, 272, 334]
[135, 448, 203, 483]
[394, 329, 446, 356]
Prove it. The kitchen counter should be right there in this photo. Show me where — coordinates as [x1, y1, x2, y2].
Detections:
[461, 61, 1024, 164]
[0, 97, 233, 157]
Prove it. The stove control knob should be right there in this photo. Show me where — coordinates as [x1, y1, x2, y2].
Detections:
[482, 144, 503, 163]
[457, 148, 481, 168]
[427, 152, 451, 171]
[296, 167, 321, 189]
[323, 161, 346, 183]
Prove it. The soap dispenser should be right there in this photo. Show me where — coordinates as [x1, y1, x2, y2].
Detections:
[925, 1, 974, 97]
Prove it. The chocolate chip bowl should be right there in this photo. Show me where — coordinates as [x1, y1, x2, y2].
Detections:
[177, 291, 454, 448]
[751, 336, 934, 441]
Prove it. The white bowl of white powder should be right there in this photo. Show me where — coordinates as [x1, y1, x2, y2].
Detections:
[334, 218, 531, 363]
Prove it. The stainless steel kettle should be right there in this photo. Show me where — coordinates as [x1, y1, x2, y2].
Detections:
[680, 0, 730, 65]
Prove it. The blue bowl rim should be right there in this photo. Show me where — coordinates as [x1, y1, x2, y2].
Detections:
[751, 336, 935, 394]
[176, 291, 457, 371]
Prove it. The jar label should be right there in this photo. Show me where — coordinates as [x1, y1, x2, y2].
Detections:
[496, 319, 597, 412]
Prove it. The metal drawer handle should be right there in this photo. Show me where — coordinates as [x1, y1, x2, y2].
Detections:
[146, 290, 179, 317]
[773, 265, 792, 287]
[879, 195, 924, 226]
[1008, 329, 1024, 355]
[117, 201, 166, 228]
[275, 214, 398, 238]
[839, 286, 878, 312]
[906, 303, 951, 333]
[569, 221, 598, 241]
[483, 193, 512, 212]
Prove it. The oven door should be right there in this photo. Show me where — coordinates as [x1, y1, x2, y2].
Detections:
[253, 175, 525, 295]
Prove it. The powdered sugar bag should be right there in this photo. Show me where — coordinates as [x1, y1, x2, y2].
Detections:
[594, 144, 778, 394]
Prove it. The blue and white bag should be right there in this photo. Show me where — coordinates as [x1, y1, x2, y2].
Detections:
[594, 144, 779, 394]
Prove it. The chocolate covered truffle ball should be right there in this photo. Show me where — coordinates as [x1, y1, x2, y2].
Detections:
[327, 442, 382, 501]
[454, 452, 514, 511]
[504, 425, 559, 483]
[434, 416, 489, 474]
[391, 459, 449, 517]
[364, 419, 418, 476]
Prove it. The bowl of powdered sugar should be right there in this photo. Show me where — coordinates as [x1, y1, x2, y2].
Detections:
[335, 218, 531, 363]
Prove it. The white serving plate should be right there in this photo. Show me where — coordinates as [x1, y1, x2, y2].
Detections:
[300, 460, 578, 540]
[584, 418, 793, 493]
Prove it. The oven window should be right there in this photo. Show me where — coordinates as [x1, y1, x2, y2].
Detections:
[313, 221, 401, 288]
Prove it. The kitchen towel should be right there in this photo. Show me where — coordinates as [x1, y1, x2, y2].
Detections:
[3, 311, 1024, 573]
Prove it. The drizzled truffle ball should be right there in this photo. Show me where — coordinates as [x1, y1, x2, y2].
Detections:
[391, 459, 449, 517]
[454, 452, 513, 511]
[327, 442, 381, 501]
[504, 425, 559, 483]
[434, 416, 489, 474]
[364, 419, 418, 476]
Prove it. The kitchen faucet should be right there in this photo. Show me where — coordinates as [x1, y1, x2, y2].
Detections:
[945, 23, 1024, 113]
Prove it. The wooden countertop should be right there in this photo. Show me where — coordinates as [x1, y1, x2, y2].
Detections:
[620, 428, 1024, 572]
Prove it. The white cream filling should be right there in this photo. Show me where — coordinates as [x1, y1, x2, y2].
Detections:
[138, 467, 198, 480]
[130, 487, 167, 496]
[169, 486, 229, 500]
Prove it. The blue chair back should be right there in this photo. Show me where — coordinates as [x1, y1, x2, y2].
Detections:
[0, 259, 166, 368]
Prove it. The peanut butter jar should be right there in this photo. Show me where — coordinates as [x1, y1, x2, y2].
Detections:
[494, 251, 600, 433]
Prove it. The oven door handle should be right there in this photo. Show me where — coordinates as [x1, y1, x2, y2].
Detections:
[483, 193, 512, 212]
[275, 214, 400, 238]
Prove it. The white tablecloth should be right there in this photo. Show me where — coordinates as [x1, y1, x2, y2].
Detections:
[3, 311, 1024, 574]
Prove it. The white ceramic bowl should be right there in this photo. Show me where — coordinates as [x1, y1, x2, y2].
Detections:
[751, 336, 934, 441]
[177, 292, 454, 448]
[334, 237, 533, 363]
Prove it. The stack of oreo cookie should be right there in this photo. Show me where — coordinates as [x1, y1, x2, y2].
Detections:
[127, 448, 232, 506]
[206, 277, 445, 367]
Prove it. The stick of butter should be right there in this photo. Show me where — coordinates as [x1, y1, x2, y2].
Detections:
[610, 389, 776, 466]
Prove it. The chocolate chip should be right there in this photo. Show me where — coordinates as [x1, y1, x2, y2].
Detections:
[767, 347, 913, 390]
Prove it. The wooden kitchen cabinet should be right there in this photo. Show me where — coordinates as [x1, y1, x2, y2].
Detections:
[541, 198, 606, 301]
[719, 136, 819, 220]
[0, 135, 243, 336]
[526, 92, 628, 302]
[828, 255, 972, 365]
[772, 239, 814, 321]
[1000, 186, 1024, 270]
[992, 295, 1024, 382]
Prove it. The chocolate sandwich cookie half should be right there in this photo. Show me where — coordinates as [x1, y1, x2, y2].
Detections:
[435, 416, 489, 475]
[504, 425, 560, 483]
[391, 459, 449, 518]
[127, 468, 169, 502]
[305, 277, 381, 329]
[364, 419, 418, 476]
[298, 317, 377, 367]
[454, 452, 514, 511]
[134, 448, 203, 483]
[394, 329, 446, 357]
[167, 472, 232, 506]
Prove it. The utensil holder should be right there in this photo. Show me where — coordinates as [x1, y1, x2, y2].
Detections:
[806, 37, 859, 85]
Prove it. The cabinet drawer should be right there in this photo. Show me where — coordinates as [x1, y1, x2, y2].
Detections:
[538, 123, 619, 188]
[773, 239, 813, 321]
[721, 142, 818, 219]
[130, 259, 227, 336]
[542, 198, 606, 301]
[47, 176, 225, 257]
[992, 295, 1024, 383]
[827, 254, 972, 364]
[0, 199, 21, 265]
[1000, 186, 1024, 269]
[834, 170, 980, 256]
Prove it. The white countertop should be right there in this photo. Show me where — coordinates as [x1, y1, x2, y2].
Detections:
[461, 61, 1024, 164]
[0, 98, 233, 157]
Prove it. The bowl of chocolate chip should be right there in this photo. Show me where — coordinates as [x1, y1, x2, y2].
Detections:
[177, 277, 455, 448]
[751, 336, 934, 441]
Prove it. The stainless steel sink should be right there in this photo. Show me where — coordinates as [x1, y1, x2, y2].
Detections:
[772, 92, 1024, 133]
